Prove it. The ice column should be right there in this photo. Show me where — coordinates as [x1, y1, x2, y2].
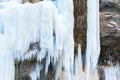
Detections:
[86, 0, 100, 80]
[54, 0, 74, 80]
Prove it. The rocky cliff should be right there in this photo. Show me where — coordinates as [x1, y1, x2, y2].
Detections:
[99, 0, 120, 65]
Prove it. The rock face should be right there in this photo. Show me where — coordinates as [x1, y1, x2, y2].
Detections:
[73, 0, 87, 54]
[101, 0, 120, 6]
[100, 0, 120, 14]
[99, 0, 120, 65]
[100, 12, 120, 46]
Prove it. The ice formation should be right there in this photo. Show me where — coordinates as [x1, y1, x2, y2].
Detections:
[74, 44, 85, 80]
[0, 0, 74, 80]
[1, 0, 119, 80]
[104, 66, 120, 80]
[0, 19, 3, 34]
[86, 0, 100, 80]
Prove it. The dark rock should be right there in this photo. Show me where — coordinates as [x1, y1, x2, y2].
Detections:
[100, 12, 120, 46]
[99, 1, 120, 64]
[98, 67, 105, 80]
[73, 0, 87, 54]
[100, 1, 120, 14]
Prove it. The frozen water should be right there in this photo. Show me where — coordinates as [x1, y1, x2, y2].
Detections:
[0, 19, 3, 34]
[104, 66, 120, 80]
[1, 0, 119, 80]
[86, 0, 100, 80]
[0, 0, 74, 80]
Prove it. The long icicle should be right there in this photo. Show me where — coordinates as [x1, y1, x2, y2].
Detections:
[86, 0, 100, 80]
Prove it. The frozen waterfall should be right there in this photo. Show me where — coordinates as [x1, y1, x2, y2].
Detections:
[0, 0, 74, 80]
[0, 0, 119, 80]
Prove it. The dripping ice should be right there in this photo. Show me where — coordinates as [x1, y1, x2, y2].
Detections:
[0, 0, 74, 80]
[0, 0, 119, 80]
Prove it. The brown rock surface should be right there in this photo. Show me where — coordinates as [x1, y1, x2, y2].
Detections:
[73, 0, 87, 54]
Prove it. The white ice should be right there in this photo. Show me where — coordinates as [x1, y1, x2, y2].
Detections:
[104, 66, 120, 80]
[1, 0, 117, 80]
[74, 44, 85, 80]
[0, 0, 74, 80]
[86, 0, 100, 80]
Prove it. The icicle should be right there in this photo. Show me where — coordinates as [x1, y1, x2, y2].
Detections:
[74, 44, 85, 80]
[86, 0, 100, 80]
[54, 0, 74, 78]
[55, 50, 64, 80]
[38, 1, 56, 74]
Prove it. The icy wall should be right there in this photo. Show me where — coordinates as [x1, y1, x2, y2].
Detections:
[1, 0, 119, 80]
[0, 0, 74, 80]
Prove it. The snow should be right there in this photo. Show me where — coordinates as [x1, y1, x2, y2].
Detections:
[107, 24, 114, 27]
[107, 22, 118, 28]
[110, 22, 117, 26]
